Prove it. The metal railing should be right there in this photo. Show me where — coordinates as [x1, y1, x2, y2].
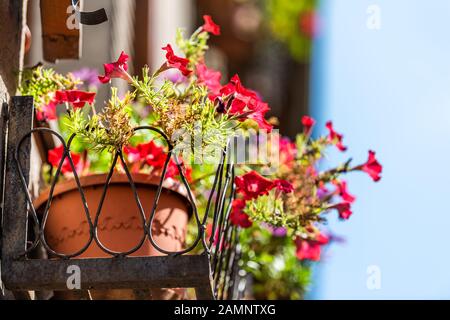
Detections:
[0, 96, 245, 300]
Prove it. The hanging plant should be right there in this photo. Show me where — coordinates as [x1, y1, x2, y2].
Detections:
[18, 14, 382, 300]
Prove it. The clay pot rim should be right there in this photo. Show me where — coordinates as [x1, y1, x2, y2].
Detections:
[33, 173, 194, 217]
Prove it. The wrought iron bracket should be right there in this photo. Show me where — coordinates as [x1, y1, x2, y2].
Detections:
[0, 96, 240, 300]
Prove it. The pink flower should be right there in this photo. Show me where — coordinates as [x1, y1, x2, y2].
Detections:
[331, 202, 353, 220]
[235, 171, 275, 200]
[48, 145, 82, 174]
[317, 181, 330, 199]
[37, 100, 57, 121]
[196, 63, 222, 97]
[356, 150, 383, 182]
[326, 121, 347, 152]
[333, 180, 356, 203]
[230, 199, 252, 228]
[274, 179, 294, 193]
[295, 232, 329, 261]
[279, 137, 297, 165]
[98, 51, 131, 84]
[202, 15, 221, 36]
[162, 44, 192, 77]
[54, 90, 96, 109]
[302, 115, 316, 135]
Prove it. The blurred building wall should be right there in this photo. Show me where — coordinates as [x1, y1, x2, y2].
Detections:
[26, 0, 136, 103]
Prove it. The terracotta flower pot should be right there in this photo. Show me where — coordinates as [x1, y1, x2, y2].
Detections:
[34, 173, 192, 299]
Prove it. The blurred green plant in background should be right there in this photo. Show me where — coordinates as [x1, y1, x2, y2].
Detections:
[266, 0, 318, 62]
[240, 225, 311, 300]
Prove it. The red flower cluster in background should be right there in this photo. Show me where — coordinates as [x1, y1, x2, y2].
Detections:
[123, 141, 192, 182]
[37, 100, 57, 121]
[295, 232, 329, 261]
[48, 145, 84, 174]
[55, 90, 96, 109]
[36, 90, 96, 121]
[299, 11, 318, 39]
[230, 199, 252, 228]
[124, 141, 167, 169]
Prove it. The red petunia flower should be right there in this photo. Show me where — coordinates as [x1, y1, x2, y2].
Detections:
[356, 150, 383, 182]
[221, 75, 273, 132]
[331, 201, 353, 220]
[183, 165, 193, 183]
[333, 180, 356, 203]
[162, 44, 192, 77]
[230, 199, 252, 228]
[37, 100, 57, 121]
[295, 232, 329, 261]
[54, 90, 96, 109]
[123, 142, 188, 181]
[225, 75, 260, 113]
[48, 145, 82, 174]
[196, 63, 222, 97]
[274, 179, 294, 193]
[302, 115, 316, 135]
[205, 223, 219, 246]
[123, 145, 141, 164]
[202, 15, 221, 36]
[235, 171, 275, 200]
[247, 101, 273, 132]
[326, 121, 347, 152]
[166, 159, 183, 180]
[98, 51, 131, 84]
[124, 141, 167, 169]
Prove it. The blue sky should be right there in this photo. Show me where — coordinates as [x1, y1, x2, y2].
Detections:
[310, 0, 450, 299]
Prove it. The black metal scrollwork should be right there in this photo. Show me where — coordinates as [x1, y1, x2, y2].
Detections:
[13, 125, 242, 298]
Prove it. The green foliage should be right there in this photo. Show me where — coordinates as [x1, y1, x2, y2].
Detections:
[64, 88, 134, 153]
[132, 66, 235, 161]
[240, 226, 312, 300]
[19, 66, 79, 111]
[245, 192, 287, 226]
[176, 28, 210, 66]
[266, 0, 317, 62]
